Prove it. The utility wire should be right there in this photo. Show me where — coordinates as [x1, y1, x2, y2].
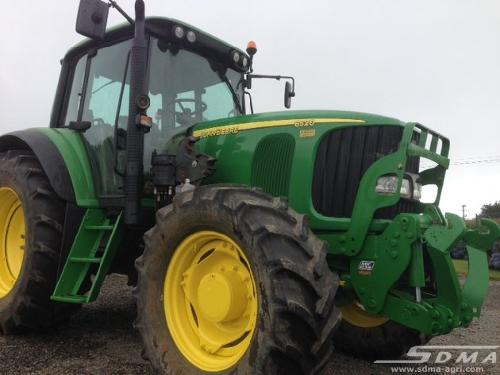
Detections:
[452, 158, 500, 166]
[420, 156, 500, 168]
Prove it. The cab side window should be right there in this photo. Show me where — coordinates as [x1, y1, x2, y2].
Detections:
[65, 57, 86, 124]
[65, 40, 131, 128]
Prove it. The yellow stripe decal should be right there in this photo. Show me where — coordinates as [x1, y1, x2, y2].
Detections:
[192, 118, 365, 138]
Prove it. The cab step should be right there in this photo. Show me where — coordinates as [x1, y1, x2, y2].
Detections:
[51, 209, 123, 304]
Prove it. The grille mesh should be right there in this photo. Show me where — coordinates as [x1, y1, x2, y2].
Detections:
[312, 126, 419, 219]
[251, 134, 295, 197]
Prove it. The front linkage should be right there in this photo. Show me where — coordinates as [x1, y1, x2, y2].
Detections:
[329, 122, 500, 336]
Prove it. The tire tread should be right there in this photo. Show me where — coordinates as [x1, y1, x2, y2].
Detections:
[135, 185, 340, 374]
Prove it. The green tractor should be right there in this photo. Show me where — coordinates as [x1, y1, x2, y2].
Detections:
[0, 1, 498, 374]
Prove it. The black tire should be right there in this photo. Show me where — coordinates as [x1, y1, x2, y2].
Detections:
[135, 185, 340, 375]
[333, 318, 428, 360]
[0, 150, 78, 334]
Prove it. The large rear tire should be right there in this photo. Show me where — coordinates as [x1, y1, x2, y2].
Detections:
[135, 185, 340, 374]
[0, 150, 78, 333]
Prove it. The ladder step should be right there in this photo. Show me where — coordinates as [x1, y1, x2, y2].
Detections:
[52, 209, 124, 304]
[85, 225, 114, 231]
[70, 257, 102, 264]
[51, 295, 88, 304]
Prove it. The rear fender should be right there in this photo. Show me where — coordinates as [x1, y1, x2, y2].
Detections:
[0, 129, 75, 202]
[0, 128, 98, 207]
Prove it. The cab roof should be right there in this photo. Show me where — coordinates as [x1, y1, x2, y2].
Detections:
[62, 17, 249, 73]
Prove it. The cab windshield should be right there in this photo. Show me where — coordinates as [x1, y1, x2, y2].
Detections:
[147, 37, 243, 140]
[143, 37, 244, 167]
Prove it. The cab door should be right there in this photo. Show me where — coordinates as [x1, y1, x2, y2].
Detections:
[63, 39, 132, 198]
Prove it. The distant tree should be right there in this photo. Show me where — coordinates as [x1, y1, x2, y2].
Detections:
[479, 201, 500, 219]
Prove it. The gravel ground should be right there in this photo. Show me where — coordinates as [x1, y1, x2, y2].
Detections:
[1, 276, 498, 375]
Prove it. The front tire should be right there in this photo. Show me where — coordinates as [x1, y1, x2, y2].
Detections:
[333, 301, 427, 359]
[135, 185, 339, 374]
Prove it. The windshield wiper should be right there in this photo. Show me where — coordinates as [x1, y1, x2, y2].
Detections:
[92, 80, 116, 95]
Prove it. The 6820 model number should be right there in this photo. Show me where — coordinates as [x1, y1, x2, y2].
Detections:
[294, 120, 316, 127]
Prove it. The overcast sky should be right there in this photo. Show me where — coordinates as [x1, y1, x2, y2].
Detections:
[0, 0, 499, 217]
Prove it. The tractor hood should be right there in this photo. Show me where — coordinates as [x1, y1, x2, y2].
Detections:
[192, 110, 405, 139]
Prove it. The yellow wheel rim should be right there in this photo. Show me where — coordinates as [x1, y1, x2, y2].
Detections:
[0, 188, 25, 298]
[164, 231, 258, 372]
[341, 300, 389, 328]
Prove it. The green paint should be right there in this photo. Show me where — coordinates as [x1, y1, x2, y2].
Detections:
[51, 209, 123, 304]
[333, 212, 492, 336]
[454, 259, 500, 281]
[24, 105, 495, 335]
[194, 111, 498, 336]
[194, 109, 404, 131]
[196, 110, 404, 233]
[37, 128, 98, 207]
[39, 107, 497, 333]
[408, 241, 426, 288]
[349, 214, 418, 314]
[250, 134, 295, 197]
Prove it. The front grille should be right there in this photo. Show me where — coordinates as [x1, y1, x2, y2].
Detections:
[312, 125, 419, 219]
[251, 134, 295, 197]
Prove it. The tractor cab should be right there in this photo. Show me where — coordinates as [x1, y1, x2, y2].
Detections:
[53, 18, 248, 199]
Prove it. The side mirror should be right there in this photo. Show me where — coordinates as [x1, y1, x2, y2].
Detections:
[245, 75, 252, 89]
[284, 81, 295, 109]
[76, 0, 109, 40]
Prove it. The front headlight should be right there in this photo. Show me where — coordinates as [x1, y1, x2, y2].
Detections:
[375, 176, 412, 199]
[400, 179, 411, 199]
[413, 182, 422, 200]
